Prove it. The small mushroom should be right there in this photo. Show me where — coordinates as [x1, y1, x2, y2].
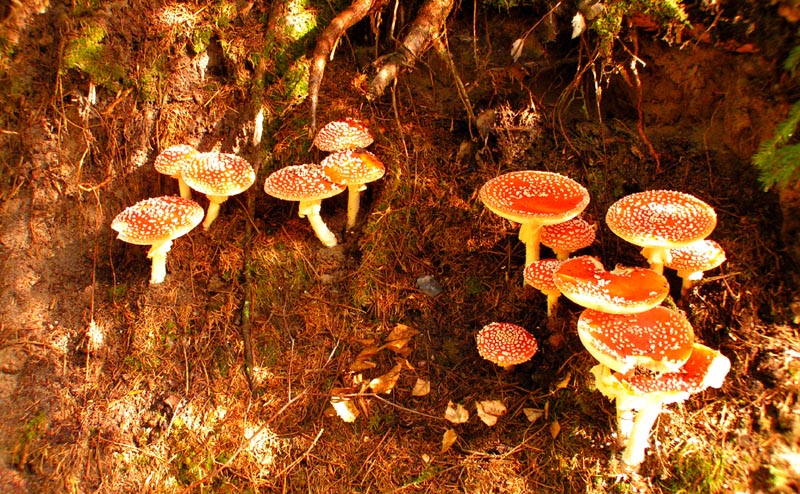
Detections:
[606, 190, 717, 275]
[321, 150, 386, 229]
[523, 258, 564, 321]
[111, 196, 204, 284]
[554, 255, 670, 314]
[182, 152, 256, 230]
[476, 322, 539, 371]
[479, 171, 590, 267]
[540, 217, 596, 259]
[313, 119, 374, 152]
[153, 144, 199, 199]
[591, 343, 730, 468]
[664, 239, 727, 296]
[263, 164, 346, 247]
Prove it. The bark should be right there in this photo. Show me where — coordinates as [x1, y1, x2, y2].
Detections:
[367, 0, 454, 102]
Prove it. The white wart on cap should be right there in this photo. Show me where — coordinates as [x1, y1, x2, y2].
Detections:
[263, 164, 346, 247]
[112, 195, 204, 284]
[577, 306, 695, 374]
[182, 152, 256, 229]
[554, 255, 669, 314]
[313, 119, 374, 152]
[321, 150, 386, 229]
[540, 217, 596, 259]
[153, 144, 199, 199]
[476, 322, 538, 370]
[606, 190, 717, 274]
[665, 239, 727, 296]
[479, 170, 590, 266]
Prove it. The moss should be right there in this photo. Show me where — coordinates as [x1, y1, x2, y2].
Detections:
[62, 22, 128, 91]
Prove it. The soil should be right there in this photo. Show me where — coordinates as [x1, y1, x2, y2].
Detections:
[0, 1, 799, 493]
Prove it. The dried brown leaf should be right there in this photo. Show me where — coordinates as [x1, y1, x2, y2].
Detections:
[549, 420, 561, 439]
[476, 400, 507, 426]
[411, 378, 431, 397]
[368, 363, 402, 394]
[441, 428, 458, 453]
[523, 408, 544, 423]
[444, 401, 469, 424]
[330, 397, 359, 423]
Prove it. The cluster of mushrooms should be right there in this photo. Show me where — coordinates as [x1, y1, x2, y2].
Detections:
[112, 120, 385, 284]
[474, 170, 731, 469]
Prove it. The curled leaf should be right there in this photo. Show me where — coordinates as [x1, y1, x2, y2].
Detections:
[523, 408, 544, 423]
[411, 378, 431, 397]
[368, 363, 403, 394]
[441, 428, 458, 453]
[330, 397, 359, 423]
[476, 400, 507, 426]
[444, 401, 469, 424]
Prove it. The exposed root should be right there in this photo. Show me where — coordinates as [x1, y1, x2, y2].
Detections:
[367, 0, 454, 102]
[309, 0, 386, 134]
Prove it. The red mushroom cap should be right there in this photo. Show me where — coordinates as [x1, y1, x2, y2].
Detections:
[263, 164, 346, 202]
[606, 190, 717, 250]
[577, 306, 695, 374]
[478, 171, 590, 226]
[321, 150, 386, 186]
[553, 256, 670, 314]
[540, 217, 596, 258]
[313, 119, 374, 152]
[153, 144, 199, 176]
[523, 258, 563, 294]
[182, 153, 256, 197]
[476, 322, 538, 368]
[111, 196, 204, 245]
[665, 239, 727, 279]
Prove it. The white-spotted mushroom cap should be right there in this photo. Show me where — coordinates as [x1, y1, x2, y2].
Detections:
[523, 258, 563, 319]
[313, 119, 374, 152]
[665, 239, 726, 284]
[153, 144, 199, 199]
[182, 153, 256, 197]
[476, 322, 539, 370]
[112, 196, 204, 246]
[111, 196, 204, 283]
[321, 150, 386, 229]
[263, 164, 346, 202]
[554, 255, 669, 314]
[479, 171, 590, 266]
[263, 164, 346, 247]
[577, 306, 695, 374]
[606, 190, 717, 273]
[540, 217, 596, 259]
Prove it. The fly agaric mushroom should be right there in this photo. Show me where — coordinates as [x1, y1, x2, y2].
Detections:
[476, 322, 539, 371]
[263, 164, 346, 247]
[313, 119, 374, 152]
[523, 258, 564, 320]
[554, 256, 670, 314]
[606, 190, 717, 275]
[591, 343, 730, 468]
[540, 217, 596, 259]
[153, 144, 199, 200]
[664, 239, 727, 296]
[111, 196, 204, 284]
[182, 152, 256, 230]
[577, 306, 695, 375]
[479, 171, 590, 267]
[321, 149, 386, 229]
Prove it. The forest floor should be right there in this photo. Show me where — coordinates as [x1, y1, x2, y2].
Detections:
[0, 1, 799, 493]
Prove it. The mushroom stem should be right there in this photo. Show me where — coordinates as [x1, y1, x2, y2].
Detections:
[622, 400, 662, 468]
[640, 246, 669, 275]
[299, 200, 337, 247]
[345, 184, 364, 229]
[677, 269, 703, 297]
[616, 404, 635, 447]
[177, 177, 192, 200]
[147, 240, 174, 284]
[545, 291, 560, 321]
[519, 222, 543, 266]
[203, 195, 228, 230]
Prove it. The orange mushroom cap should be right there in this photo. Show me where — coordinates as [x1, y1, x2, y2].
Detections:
[523, 258, 563, 293]
[153, 144, 198, 176]
[112, 196, 204, 246]
[540, 217, 596, 258]
[553, 256, 670, 314]
[665, 239, 727, 280]
[476, 322, 539, 369]
[577, 307, 695, 374]
[182, 153, 256, 197]
[313, 119, 374, 152]
[263, 164, 346, 202]
[321, 150, 386, 186]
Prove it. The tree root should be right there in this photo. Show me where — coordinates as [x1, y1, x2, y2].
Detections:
[367, 0, 454, 102]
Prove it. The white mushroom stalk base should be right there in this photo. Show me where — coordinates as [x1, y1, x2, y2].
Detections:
[346, 184, 367, 230]
[147, 240, 173, 284]
[518, 222, 543, 267]
[203, 195, 228, 230]
[640, 246, 670, 275]
[299, 200, 337, 247]
[622, 399, 663, 468]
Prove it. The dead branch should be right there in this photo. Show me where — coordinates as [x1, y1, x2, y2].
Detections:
[309, 0, 387, 134]
[367, 0, 454, 103]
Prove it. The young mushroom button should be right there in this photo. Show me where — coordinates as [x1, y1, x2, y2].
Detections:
[540, 217, 596, 259]
[664, 239, 727, 296]
[476, 322, 539, 371]
[606, 190, 717, 275]
[111, 196, 204, 284]
[153, 144, 199, 200]
[182, 152, 256, 230]
[479, 171, 590, 267]
[263, 164, 346, 247]
[321, 150, 386, 229]
[313, 119, 374, 152]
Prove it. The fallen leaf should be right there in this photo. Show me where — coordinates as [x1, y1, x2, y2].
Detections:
[444, 401, 469, 424]
[549, 420, 561, 439]
[476, 400, 507, 426]
[368, 363, 403, 394]
[411, 378, 431, 397]
[553, 372, 571, 391]
[350, 345, 380, 371]
[523, 408, 544, 423]
[330, 397, 359, 423]
[441, 428, 458, 453]
[385, 324, 420, 342]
